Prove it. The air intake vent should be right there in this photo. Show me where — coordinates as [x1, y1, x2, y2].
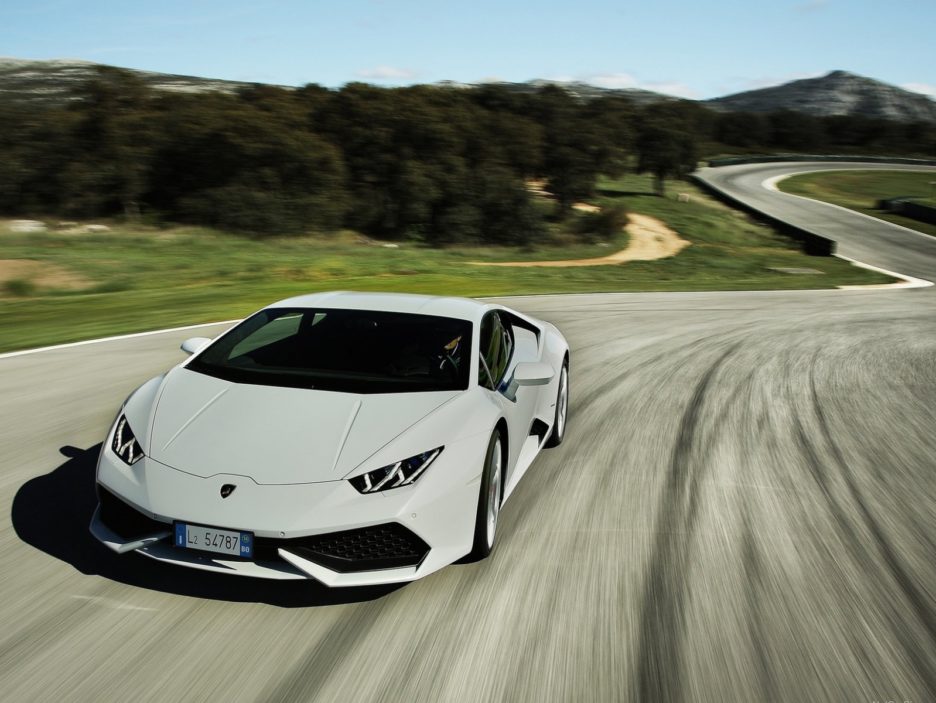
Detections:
[263, 523, 430, 573]
[530, 418, 550, 442]
[97, 485, 167, 539]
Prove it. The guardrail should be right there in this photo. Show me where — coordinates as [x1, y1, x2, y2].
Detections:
[878, 197, 936, 225]
[707, 155, 936, 168]
[690, 173, 835, 256]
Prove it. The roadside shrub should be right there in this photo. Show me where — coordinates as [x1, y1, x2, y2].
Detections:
[576, 205, 629, 240]
[3, 278, 37, 296]
[92, 277, 134, 293]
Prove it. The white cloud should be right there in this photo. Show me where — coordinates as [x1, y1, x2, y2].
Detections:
[640, 81, 700, 99]
[901, 82, 936, 99]
[584, 73, 638, 90]
[355, 65, 418, 81]
[545, 74, 576, 84]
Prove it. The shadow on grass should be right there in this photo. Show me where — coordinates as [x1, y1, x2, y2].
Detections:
[595, 188, 658, 199]
[11, 444, 402, 607]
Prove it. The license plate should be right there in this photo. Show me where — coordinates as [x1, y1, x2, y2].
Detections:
[174, 522, 253, 558]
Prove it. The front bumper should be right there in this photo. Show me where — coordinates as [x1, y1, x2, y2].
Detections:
[91, 437, 486, 587]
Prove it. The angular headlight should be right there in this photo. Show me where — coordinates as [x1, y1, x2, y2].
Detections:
[349, 447, 443, 494]
[111, 414, 144, 466]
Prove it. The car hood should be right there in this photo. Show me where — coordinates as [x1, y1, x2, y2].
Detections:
[148, 368, 459, 484]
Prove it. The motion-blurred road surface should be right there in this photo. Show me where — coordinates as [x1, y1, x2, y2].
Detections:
[1, 162, 934, 701]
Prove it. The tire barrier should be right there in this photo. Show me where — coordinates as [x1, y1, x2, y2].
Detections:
[877, 197, 936, 225]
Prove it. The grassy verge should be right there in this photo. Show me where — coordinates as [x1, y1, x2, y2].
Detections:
[779, 169, 936, 238]
[0, 174, 889, 353]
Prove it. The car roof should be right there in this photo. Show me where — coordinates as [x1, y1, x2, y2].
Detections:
[267, 291, 491, 322]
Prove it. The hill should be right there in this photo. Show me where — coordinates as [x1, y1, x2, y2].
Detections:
[2, 58, 933, 124]
[0, 57, 288, 106]
[0, 57, 680, 108]
[707, 70, 936, 123]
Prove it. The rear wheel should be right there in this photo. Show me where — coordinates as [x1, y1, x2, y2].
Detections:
[466, 430, 503, 561]
[545, 361, 569, 448]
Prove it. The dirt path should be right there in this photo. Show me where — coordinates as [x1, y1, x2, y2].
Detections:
[0, 259, 91, 291]
[475, 213, 690, 268]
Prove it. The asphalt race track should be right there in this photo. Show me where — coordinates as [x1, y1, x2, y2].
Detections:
[2, 162, 935, 702]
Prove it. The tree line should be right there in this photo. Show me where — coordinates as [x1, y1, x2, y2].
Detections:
[1, 66, 934, 244]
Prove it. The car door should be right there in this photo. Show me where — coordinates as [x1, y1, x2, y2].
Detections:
[479, 311, 540, 484]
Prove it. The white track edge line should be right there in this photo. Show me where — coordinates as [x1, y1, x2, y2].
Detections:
[836, 256, 932, 290]
[0, 319, 240, 360]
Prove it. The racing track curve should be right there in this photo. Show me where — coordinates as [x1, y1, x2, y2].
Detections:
[1, 162, 935, 702]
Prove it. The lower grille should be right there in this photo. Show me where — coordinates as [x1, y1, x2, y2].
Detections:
[257, 523, 430, 573]
[97, 485, 167, 539]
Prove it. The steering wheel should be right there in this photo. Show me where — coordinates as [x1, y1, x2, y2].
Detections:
[435, 353, 460, 379]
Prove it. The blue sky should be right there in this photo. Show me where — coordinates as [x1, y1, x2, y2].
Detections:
[1, 0, 933, 99]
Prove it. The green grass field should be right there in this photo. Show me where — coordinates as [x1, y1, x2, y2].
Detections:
[779, 169, 936, 238]
[0, 174, 889, 353]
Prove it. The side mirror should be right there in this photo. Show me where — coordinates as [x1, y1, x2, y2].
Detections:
[504, 361, 554, 401]
[180, 336, 211, 356]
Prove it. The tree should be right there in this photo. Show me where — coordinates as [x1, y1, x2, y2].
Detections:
[533, 85, 602, 216]
[583, 96, 635, 177]
[0, 106, 80, 214]
[3, 64, 932, 242]
[767, 110, 824, 151]
[67, 67, 160, 219]
[474, 164, 545, 246]
[635, 125, 698, 196]
[715, 112, 769, 148]
[146, 95, 349, 234]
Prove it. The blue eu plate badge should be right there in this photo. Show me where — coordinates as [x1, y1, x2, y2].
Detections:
[174, 522, 254, 558]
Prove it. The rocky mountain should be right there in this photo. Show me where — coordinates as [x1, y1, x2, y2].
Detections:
[0, 57, 679, 108]
[0, 57, 289, 106]
[2, 58, 933, 124]
[707, 70, 936, 123]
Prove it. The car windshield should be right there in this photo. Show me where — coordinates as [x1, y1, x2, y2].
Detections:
[188, 307, 472, 394]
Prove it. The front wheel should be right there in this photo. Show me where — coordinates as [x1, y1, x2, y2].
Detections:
[545, 361, 569, 448]
[465, 430, 503, 561]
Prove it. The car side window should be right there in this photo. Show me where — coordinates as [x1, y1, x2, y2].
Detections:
[479, 312, 513, 392]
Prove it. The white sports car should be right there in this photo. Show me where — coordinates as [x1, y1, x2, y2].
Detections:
[91, 292, 570, 586]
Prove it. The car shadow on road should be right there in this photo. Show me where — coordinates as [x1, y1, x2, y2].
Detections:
[11, 444, 403, 608]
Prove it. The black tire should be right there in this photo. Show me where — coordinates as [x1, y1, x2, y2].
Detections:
[464, 430, 504, 562]
[545, 361, 569, 448]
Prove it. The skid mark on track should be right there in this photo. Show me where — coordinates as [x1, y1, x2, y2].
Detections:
[264, 600, 385, 703]
[739, 504, 779, 701]
[632, 345, 738, 702]
[510, 331, 740, 537]
[574, 330, 732, 416]
[807, 371, 936, 691]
